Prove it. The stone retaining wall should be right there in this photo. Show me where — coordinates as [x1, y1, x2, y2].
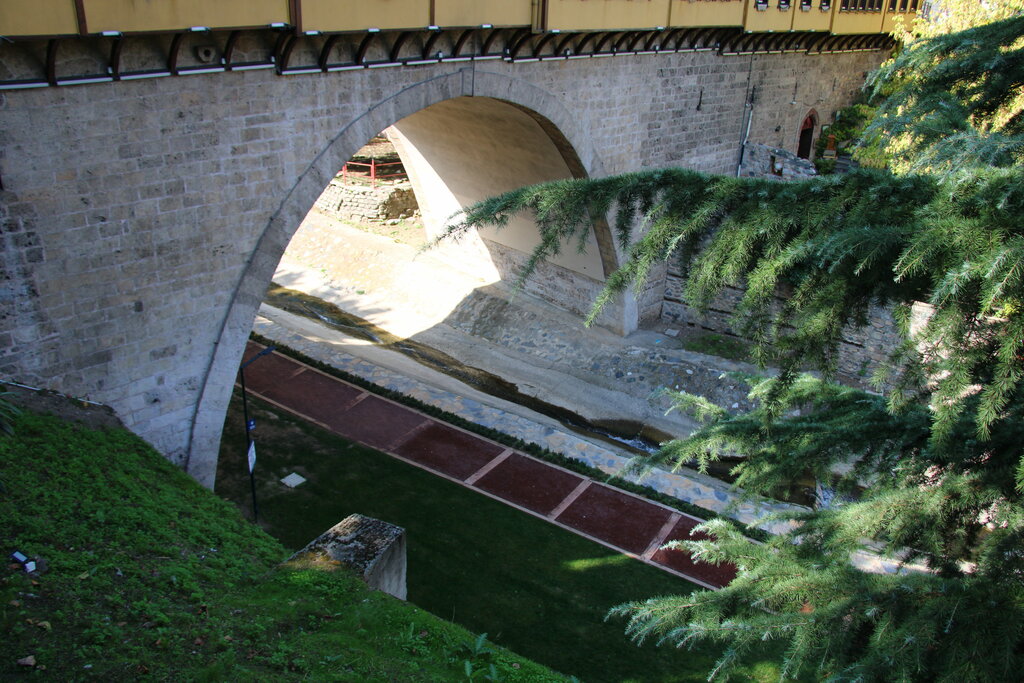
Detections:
[737, 142, 818, 180]
[482, 239, 664, 326]
[313, 178, 419, 224]
[662, 141, 901, 384]
[662, 273, 902, 383]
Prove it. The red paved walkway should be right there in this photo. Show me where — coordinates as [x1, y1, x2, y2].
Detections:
[240, 342, 737, 589]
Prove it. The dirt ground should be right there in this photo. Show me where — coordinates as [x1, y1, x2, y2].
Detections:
[332, 214, 426, 248]
[352, 134, 397, 160]
[2, 383, 124, 431]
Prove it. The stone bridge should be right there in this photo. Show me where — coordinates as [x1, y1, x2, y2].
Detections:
[1, 35, 885, 487]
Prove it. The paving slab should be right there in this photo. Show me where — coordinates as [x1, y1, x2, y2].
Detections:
[392, 422, 505, 481]
[474, 453, 585, 516]
[243, 342, 366, 420]
[281, 472, 307, 488]
[554, 484, 674, 556]
[332, 394, 430, 451]
[240, 346, 307, 395]
[650, 518, 739, 586]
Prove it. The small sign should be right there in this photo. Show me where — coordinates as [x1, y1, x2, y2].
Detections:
[281, 472, 307, 488]
[247, 441, 256, 473]
[247, 419, 256, 432]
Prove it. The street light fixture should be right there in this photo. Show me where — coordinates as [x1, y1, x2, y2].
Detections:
[239, 345, 275, 523]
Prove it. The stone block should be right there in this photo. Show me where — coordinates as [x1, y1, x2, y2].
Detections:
[288, 514, 407, 600]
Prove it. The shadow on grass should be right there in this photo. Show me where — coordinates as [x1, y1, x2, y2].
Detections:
[217, 389, 785, 682]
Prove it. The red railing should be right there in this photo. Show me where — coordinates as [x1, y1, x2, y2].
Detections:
[340, 159, 407, 187]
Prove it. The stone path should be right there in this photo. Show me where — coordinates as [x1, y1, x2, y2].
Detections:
[240, 340, 738, 589]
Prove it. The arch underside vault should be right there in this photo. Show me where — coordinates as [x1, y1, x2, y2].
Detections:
[389, 96, 609, 282]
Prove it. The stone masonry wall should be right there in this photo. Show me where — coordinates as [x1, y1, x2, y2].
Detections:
[0, 46, 887, 485]
[488, 241, 666, 325]
[662, 274, 902, 383]
[483, 240, 609, 322]
[664, 141, 901, 384]
[313, 178, 418, 223]
[737, 142, 819, 181]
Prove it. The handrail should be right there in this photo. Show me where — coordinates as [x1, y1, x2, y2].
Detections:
[340, 158, 407, 187]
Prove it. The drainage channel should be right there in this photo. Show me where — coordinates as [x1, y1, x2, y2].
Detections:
[265, 283, 816, 506]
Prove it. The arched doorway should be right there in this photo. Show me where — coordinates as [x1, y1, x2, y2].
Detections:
[797, 111, 817, 159]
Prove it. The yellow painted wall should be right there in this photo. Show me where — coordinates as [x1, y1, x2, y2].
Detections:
[830, 10, 884, 33]
[791, 1, 833, 30]
[434, 0, 532, 27]
[85, 0, 289, 33]
[0, 0, 78, 36]
[743, 0, 795, 32]
[881, 8, 915, 32]
[0, 0, 897, 38]
[301, 0, 429, 31]
[668, 0, 745, 28]
[545, 0, 672, 31]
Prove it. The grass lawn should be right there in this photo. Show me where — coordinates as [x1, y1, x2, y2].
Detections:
[217, 390, 784, 682]
[2, 401, 567, 681]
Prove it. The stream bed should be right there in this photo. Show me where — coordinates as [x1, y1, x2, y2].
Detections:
[265, 283, 817, 506]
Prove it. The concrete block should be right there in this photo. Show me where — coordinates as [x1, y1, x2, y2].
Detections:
[289, 514, 407, 600]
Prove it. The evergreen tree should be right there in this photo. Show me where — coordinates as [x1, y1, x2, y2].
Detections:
[863, 13, 1024, 174]
[441, 16, 1024, 680]
[899, 0, 1024, 41]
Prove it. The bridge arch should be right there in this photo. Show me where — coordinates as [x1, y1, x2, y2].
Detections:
[188, 69, 620, 487]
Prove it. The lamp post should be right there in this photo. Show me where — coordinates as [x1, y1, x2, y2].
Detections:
[239, 345, 275, 523]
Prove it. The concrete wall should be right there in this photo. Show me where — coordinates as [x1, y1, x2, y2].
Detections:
[289, 513, 407, 601]
[0, 48, 885, 487]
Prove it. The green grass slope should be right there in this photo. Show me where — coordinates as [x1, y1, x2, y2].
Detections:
[0, 405, 565, 681]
